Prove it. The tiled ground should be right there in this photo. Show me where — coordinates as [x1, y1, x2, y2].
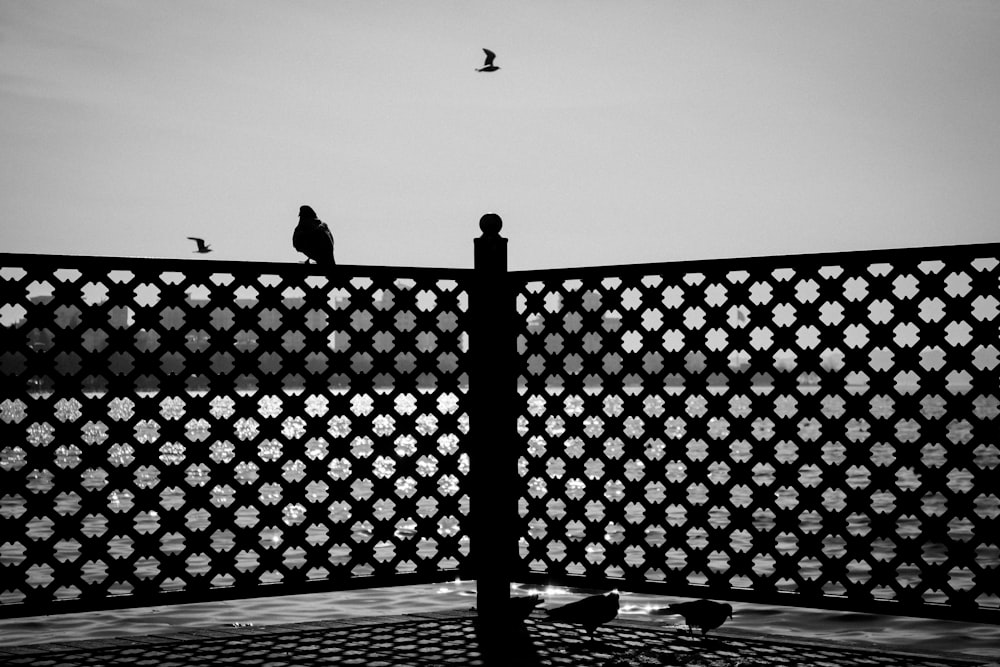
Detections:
[0, 610, 988, 667]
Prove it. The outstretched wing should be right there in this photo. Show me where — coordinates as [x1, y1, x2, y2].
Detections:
[187, 237, 211, 252]
[482, 48, 496, 67]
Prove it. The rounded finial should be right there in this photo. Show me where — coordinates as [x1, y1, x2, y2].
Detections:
[479, 212, 503, 237]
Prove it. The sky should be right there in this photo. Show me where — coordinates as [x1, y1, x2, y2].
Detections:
[1, 1, 999, 270]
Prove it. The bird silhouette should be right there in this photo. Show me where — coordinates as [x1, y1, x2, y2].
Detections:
[293, 205, 335, 265]
[657, 599, 733, 637]
[508, 594, 543, 622]
[546, 591, 619, 640]
[476, 48, 500, 72]
[187, 237, 212, 254]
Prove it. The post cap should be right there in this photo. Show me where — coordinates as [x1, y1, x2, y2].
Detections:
[479, 213, 503, 237]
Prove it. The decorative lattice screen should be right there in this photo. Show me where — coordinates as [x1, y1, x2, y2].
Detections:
[514, 245, 999, 619]
[3, 242, 998, 623]
[0, 256, 471, 614]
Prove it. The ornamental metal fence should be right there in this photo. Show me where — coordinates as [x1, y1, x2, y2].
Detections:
[0, 254, 473, 616]
[513, 243, 1000, 623]
[1, 225, 998, 625]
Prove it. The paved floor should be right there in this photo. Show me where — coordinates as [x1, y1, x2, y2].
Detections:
[0, 610, 988, 666]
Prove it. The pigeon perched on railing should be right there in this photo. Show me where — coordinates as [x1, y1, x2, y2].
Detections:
[476, 48, 500, 72]
[546, 591, 619, 640]
[293, 205, 335, 265]
[187, 237, 212, 254]
[657, 599, 733, 637]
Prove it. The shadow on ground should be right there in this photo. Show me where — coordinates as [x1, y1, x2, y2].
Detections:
[0, 613, 985, 666]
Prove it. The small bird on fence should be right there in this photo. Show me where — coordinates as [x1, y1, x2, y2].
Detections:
[293, 205, 335, 265]
[187, 237, 212, 254]
[546, 591, 619, 640]
[655, 599, 733, 637]
[476, 48, 500, 72]
[508, 594, 543, 622]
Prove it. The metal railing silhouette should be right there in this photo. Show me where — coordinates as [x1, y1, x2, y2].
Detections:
[1, 221, 997, 624]
[513, 242, 1000, 623]
[0, 254, 474, 616]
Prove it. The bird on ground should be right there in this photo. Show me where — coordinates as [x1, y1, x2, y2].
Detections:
[476, 48, 500, 72]
[293, 205, 335, 265]
[656, 599, 733, 637]
[546, 591, 619, 640]
[187, 237, 212, 254]
[508, 594, 543, 622]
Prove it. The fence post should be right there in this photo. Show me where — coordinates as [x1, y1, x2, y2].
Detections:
[470, 213, 517, 630]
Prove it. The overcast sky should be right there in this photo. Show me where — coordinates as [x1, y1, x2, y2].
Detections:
[2, 1, 998, 270]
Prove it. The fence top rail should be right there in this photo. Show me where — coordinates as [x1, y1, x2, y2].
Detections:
[511, 241, 1000, 282]
[0, 253, 473, 281]
[6, 242, 998, 283]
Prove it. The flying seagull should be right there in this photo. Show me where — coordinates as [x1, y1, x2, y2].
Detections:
[546, 591, 619, 640]
[654, 599, 733, 637]
[187, 237, 212, 254]
[476, 48, 500, 72]
[293, 205, 336, 265]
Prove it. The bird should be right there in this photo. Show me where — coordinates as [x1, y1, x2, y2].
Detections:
[656, 599, 733, 637]
[476, 48, 500, 72]
[508, 594, 543, 622]
[546, 591, 619, 640]
[293, 205, 335, 265]
[187, 237, 212, 254]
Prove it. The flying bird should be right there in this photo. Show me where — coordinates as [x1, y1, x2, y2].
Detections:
[546, 591, 619, 640]
[656, 599, 733, 637]
[293, 205, 336, 265]
[476, 48, 500, 72]
[187, 237, 212, 254]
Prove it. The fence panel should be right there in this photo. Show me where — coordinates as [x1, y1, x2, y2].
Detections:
[514, 244, 999, 622]
[0, 255, 472, 616]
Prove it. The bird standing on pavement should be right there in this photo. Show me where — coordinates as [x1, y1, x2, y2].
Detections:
[546, 591, 619, 640]
[187, 237, 212, 254]
[657, 599, 733, 637]
[476, 48, 500, 72]
[508, 594, 543, 622]
[293, 205, 335, 265]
